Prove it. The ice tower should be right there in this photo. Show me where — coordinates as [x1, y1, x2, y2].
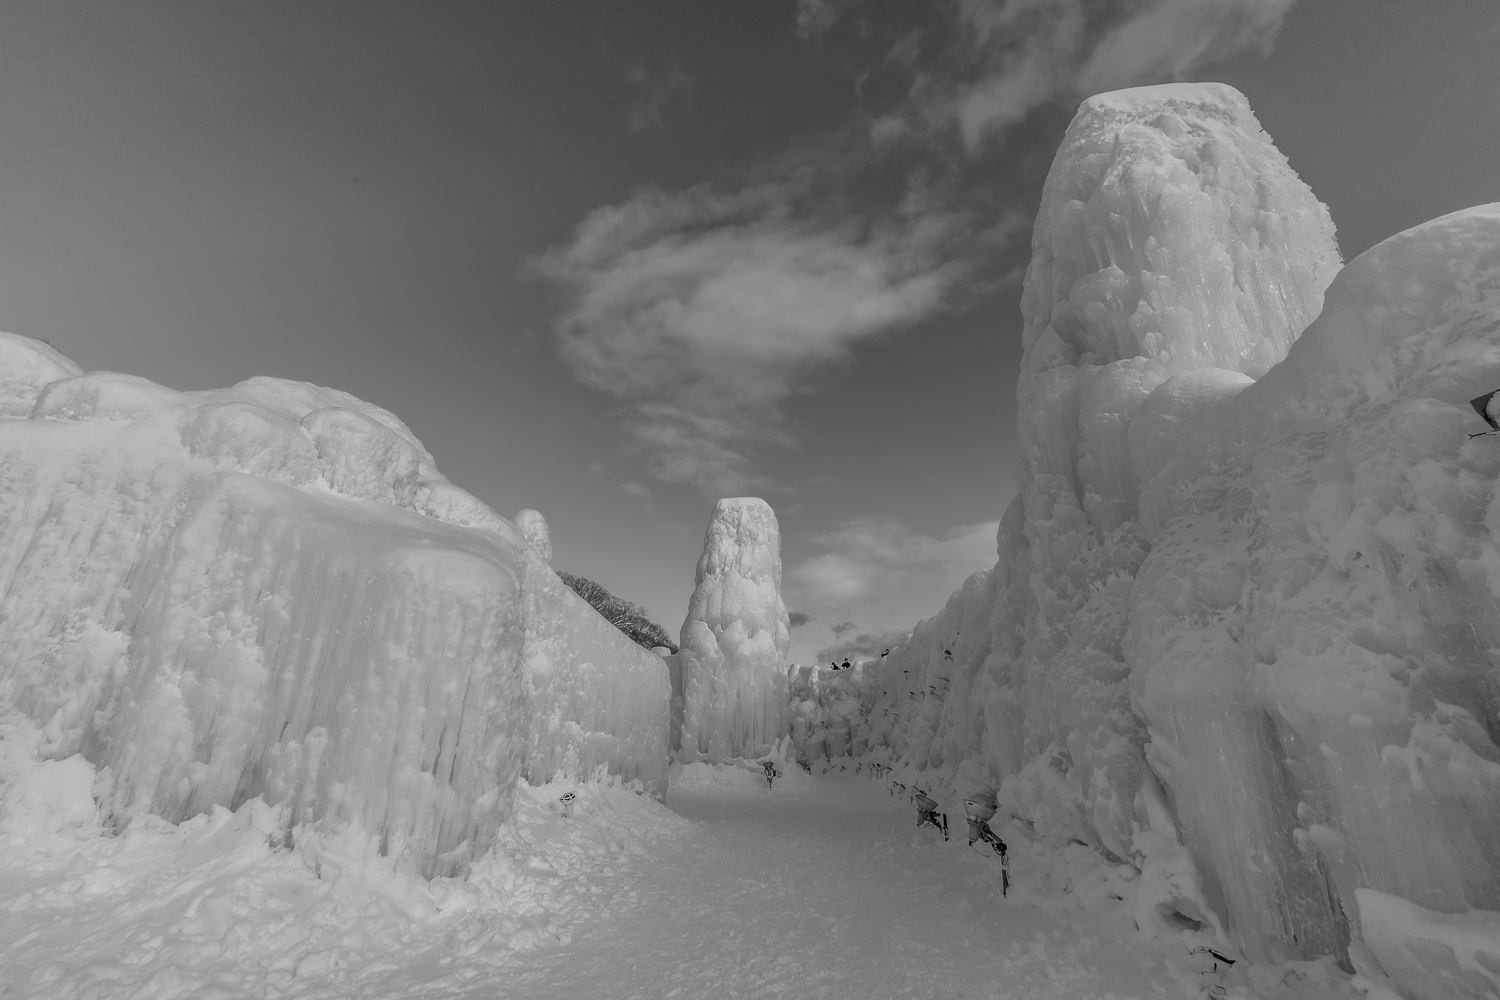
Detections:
[677, 498, 791, 762]
[813, 84, 1500, 995]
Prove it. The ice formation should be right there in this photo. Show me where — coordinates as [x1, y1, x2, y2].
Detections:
[786, 662, 875, 763]
[0, 334, 668, 875]
[677, 498, 791, 762]
[521, 551, 671, 798]
[800, 83, 1500, 997]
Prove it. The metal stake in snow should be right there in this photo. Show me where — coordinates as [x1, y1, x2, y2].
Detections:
[1469, 390, 1500, 438]
[560, 791, 576, 818]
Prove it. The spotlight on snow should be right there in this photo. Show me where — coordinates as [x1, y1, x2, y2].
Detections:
[560, 791, 576, 818]
[962, 788, 1010, 895]
[914, 790, 948, 841]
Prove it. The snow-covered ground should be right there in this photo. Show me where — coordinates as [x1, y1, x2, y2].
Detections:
[0, 709, 684, 999]
[1, 720, 1371, 1000]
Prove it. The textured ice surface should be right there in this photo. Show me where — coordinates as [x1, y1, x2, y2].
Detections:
[513, 508, 553, 564]
[0, 709, 689, 998]
[1355, 888, 1500, 1000]
[804, 84, 1500, 992]
[520, 552, 671, 799]
[0, 334, 668, 875]
[786, 663, 875, 763]
[677, 498, 791, 762]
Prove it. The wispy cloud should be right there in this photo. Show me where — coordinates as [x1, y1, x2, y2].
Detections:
[786, 515, 997, 662]
[809, 0, 1297, 150]
[624, 59, 694, 134]
[788, 516, 998, 612]
[532, 175, 1008, 493]
[537, 0, 1296, 493]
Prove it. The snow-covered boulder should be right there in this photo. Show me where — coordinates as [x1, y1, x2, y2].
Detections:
[0, 335, 669, 875]
[677, 498, 791, 762]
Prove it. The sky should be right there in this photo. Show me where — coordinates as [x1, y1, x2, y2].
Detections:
[0, 0, 1495, 664]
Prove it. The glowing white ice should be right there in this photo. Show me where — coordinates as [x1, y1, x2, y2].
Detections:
[677, 497, 791, 762]
[0, 337, 668, 875]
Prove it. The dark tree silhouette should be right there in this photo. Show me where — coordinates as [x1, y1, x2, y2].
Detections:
[557, 571, 678, 654]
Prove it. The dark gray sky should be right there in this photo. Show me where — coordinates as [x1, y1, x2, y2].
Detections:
[0, 0, 1495, 662]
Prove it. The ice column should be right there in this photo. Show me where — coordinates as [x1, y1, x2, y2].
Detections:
[677, 498, 790, 762]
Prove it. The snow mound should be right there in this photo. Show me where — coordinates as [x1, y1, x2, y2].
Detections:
[1356, 888, 1500, 1000]
[0, 338, 669, 876]
[677, 497, 791, 762]
[0, 711, 688, 999]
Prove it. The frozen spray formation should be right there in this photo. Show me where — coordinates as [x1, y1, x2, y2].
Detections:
[677, 498, 791, 762]
[825, 84, 1500, 996]
[0, 334, 668, 876]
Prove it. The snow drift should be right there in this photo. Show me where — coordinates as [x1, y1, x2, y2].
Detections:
[677, 497, 791, 762]
[0, 337, 668, 876]
[826, 83, 1500, 996]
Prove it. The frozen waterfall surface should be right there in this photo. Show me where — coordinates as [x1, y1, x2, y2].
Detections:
[822, 83, 1500, 999]
[677, 497, 791, 763]
[0, 334, 669, 875]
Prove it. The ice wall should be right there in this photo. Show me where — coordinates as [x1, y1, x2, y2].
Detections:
[520, 539, 671, 798]
[786, 662, 877, 763]
[820, 84, 1500, 991]
[0, 334, 669, 875]
[678, 498, 791, 762]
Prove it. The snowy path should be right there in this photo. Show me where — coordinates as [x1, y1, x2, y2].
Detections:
[499, 774, 1167, 1000]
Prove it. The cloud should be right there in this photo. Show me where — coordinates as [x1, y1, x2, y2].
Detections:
[788, 515, 998, 611]
[1078, 0, 1294, 96]
[788, 611, 813, 628]
[540, 2, 1295, 491]
[784, 515, 998, 663]
[624, 60, 694, 134]
[621, 481, 651, 498]
[801, 0, 1297, 149]
[532, 175, 1008, 494]
[817, 628, 911, 665]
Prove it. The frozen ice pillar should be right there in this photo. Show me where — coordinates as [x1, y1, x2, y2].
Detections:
[677, 498, 790, 762]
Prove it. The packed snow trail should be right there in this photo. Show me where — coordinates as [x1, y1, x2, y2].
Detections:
[500, 772, 1195, 1000]
[0, 715, 1364, 999]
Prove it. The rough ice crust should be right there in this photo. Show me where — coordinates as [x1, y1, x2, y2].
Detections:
[829, 84, 1500, 990]
[0, 334, 669, 875]
[677, 498, 792, 762]
[521, 546, 671, 799]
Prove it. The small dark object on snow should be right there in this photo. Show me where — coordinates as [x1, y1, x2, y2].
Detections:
[1470, 391, 1500, 438]
[762, 760, 780, 789]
